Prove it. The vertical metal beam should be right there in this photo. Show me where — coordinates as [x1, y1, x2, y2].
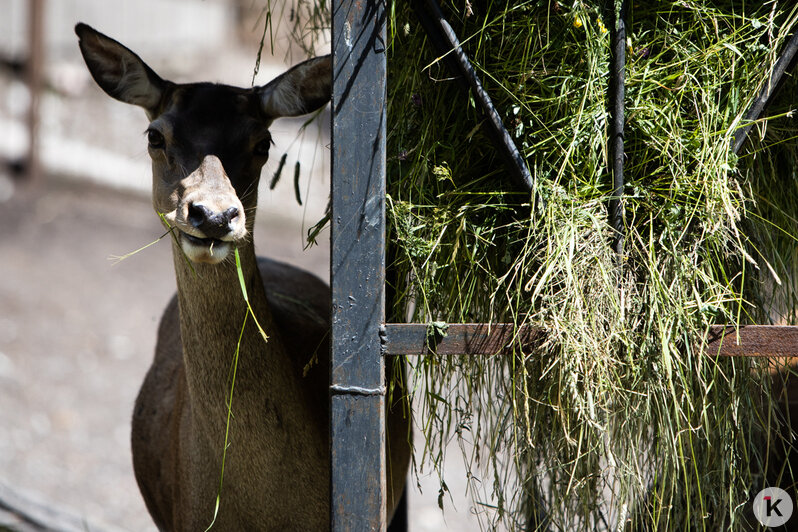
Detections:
[330, 1, 387, 530]
[608, 0, 627, 257]
[26, 0, 44, 182]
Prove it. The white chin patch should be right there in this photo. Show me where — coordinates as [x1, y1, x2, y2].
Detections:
[179, 235, 233, 264]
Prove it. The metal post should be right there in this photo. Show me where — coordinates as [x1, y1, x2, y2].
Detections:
[26, 0, 44, 182]
[608, 0, 626, 257]
[330, 1, 387, 530]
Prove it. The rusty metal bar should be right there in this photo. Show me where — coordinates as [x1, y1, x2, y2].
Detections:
[704, 325, 798, 357]
[382, 323, 798, 357]
[330, 0, 388, 530]
[383, 323, 542, 356]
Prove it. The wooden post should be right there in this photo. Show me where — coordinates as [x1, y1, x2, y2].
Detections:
[330, 1, 387, 530]
[26, 0, 44, 182]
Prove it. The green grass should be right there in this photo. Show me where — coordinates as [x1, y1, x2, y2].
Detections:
[207, 248, 270, 531]
[385, 1, 798, 530]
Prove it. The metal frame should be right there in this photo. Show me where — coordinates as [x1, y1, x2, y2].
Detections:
[329, 1, 798, 529]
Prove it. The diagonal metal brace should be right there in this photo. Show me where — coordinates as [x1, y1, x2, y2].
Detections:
[734, 29, 798, 154]
[412, 0, 539, 201]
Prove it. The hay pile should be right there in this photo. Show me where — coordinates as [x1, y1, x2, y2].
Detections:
[259, 0, 798, 528]
[384, 1, 798, 529]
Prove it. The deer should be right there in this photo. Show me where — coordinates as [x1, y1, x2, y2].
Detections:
[75, 23, 410, 531]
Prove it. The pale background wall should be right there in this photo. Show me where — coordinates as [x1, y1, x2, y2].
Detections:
[0, 0, 331, 246]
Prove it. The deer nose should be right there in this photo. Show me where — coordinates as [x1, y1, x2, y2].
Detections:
[187, 203, 240, 239]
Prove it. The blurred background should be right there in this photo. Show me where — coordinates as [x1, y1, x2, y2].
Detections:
[0, 0, 478, 530]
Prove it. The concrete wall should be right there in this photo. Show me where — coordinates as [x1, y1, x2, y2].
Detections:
[0, 0, 331, 243]
[0, 0, 234, 60]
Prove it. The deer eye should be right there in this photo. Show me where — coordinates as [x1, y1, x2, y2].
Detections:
[147, 129, 165, 149]
[253, 136, 273, 157]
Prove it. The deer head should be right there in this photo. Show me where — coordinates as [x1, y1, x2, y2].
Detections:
[75, 23, 331, 264]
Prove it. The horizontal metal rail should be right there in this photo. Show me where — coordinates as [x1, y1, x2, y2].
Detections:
[383, 323, 798, 357]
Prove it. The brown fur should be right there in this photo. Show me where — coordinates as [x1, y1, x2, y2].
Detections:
[76, 23, 410, 531]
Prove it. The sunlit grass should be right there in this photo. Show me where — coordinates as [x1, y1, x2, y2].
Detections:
[385, 1, 798, 530]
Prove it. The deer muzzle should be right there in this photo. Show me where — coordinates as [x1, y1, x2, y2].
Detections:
[169, 155, 247, 264]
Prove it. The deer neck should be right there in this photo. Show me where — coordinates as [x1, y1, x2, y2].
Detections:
[170, 237, 281, 428]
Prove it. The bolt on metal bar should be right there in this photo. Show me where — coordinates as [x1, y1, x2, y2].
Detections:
[330, 1, 388, 530]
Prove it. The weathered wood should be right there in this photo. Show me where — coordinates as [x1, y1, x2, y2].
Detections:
[26, 0, 44, 182]
[330, 0, 388, 529]
[383, 323, 798, 357]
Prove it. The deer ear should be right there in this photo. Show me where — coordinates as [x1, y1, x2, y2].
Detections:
[75, 23, 167, 115]
[257, 55, 331, 118]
